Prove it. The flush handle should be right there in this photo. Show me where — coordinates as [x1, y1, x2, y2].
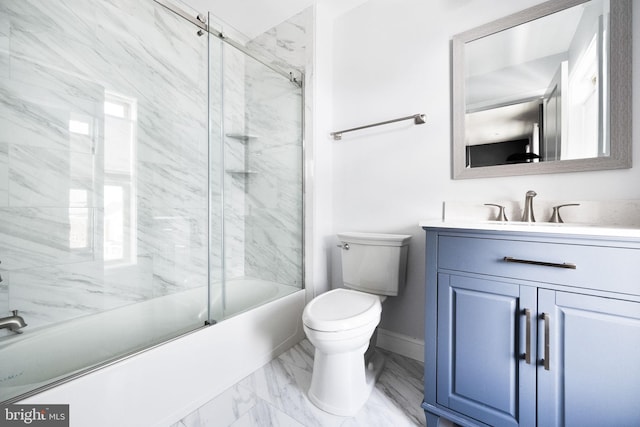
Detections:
[336, 243, 350, 250]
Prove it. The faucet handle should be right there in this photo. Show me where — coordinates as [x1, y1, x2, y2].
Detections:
[485, 204, 508, 221]
[548, 204, 580, 223]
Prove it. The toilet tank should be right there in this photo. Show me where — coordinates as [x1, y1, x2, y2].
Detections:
[337, 232, 411, 296]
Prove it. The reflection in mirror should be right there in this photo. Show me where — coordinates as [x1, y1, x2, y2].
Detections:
[452, 0, 631, 179]
[466, 100, 542, 167]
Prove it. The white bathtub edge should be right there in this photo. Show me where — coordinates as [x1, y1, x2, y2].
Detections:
[158, 289, 307, 427]
[21, 289, 306, 427]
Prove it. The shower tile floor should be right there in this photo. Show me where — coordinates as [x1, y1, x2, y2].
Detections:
[170, 339, 425, 427]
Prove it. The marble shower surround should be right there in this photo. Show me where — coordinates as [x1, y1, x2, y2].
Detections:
[213, 8, 308, 287]
[0, 0, 308, 337]
[242, 9, 310, 287]
[0, 0, 209, 333]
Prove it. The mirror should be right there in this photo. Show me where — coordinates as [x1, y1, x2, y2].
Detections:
[452, 0, 631, 179]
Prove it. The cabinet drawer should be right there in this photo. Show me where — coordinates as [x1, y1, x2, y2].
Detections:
[438, 235, 640, 295]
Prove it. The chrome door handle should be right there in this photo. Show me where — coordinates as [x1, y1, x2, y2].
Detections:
[540, 313, 550, 370]
[521, 309, 532, 364]
[503, 256, 576, 269]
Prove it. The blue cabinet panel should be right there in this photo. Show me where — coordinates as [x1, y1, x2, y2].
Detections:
[538, 290, 640, 426]
[436, 274, 536, 427]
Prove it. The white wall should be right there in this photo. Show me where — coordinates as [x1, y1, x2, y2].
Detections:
[308, 0, 370, 302]
[326, 0, 640, 342]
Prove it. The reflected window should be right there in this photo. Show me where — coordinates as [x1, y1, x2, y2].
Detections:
[104, 92, 137, 263]
[104, 185, 125, 260]
[68, 114, 94, 252]
[68, 119, 90, 135]
[69, 189, 92, 250]
[104, 100, 127, 118]
[567, 34, 600, 159]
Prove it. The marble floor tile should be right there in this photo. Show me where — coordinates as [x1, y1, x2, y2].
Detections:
[171, 339, 425, 427]
[173, 384, 257, 427]
[230, 400, 305, 427]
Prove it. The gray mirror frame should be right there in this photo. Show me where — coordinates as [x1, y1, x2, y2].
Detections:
[452, 0, 632, 179]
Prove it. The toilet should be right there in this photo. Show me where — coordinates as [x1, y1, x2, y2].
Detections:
[302, 231, 411, 416]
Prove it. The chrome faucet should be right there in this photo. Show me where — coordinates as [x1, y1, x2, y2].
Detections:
[0, 310, 27, 334]
[521, 190, 537, 222]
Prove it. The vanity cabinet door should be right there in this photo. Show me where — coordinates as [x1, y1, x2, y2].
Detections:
[436, 274, 537, 427]
[537, 290, 640, 426]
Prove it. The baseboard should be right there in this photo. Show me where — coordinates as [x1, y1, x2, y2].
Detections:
[376, 328, 424, 363]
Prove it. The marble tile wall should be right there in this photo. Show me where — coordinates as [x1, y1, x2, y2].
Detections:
[238, 9, 310, 287]
[222, 43, 250, 280]
[242, 60, 303, 286]
[206, 9, 309, 289]
[247, 9, 311, 77]
[0, 0, 209, 335]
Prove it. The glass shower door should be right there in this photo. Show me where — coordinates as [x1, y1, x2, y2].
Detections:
[218, 41, 304, 319]
[208, 24, 224, 322]
[0, 0, 211, 402]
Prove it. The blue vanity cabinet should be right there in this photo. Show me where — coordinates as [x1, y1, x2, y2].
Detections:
[422, 227, 640, 427]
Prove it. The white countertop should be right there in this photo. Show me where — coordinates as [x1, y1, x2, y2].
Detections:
[419, 219, 640, 239]
[420, 199, 640, 239]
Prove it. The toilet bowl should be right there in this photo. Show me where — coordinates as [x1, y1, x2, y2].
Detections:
[302, 232, 411, 416]
[302, 288, 383, 416]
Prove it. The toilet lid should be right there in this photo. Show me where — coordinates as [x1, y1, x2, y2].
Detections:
[302, 288, 382, 332]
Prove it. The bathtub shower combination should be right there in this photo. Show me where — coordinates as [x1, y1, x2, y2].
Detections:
[0, 0, 304, 403]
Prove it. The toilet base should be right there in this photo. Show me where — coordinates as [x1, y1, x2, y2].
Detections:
[366, 349, 386, 381]
[307, 346, 386, 416]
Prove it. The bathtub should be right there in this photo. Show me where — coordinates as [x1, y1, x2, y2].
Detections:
[1, 278, 304, 425]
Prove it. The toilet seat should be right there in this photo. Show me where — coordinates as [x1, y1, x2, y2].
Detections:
[302, 288, 381, 332]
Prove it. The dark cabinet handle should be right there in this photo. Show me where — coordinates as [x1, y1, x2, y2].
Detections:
[503, 256, 576, 270]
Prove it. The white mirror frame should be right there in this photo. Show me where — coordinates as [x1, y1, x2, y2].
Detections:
[452, 0, 632, 179]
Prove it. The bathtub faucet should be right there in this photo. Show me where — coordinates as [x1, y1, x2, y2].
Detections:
[0, 310, 27, 334]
